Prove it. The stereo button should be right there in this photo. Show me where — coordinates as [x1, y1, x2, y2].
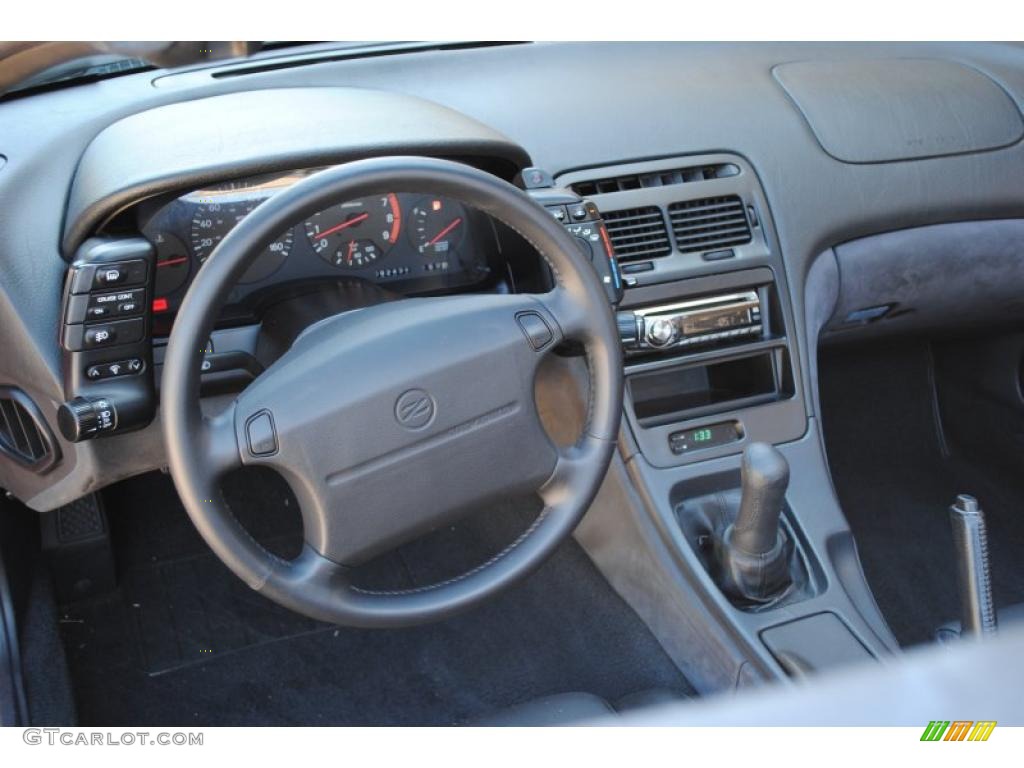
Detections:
[646, 317, 678, 347]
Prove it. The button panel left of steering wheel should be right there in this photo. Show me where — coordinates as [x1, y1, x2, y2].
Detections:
[58, 237, 157, 442]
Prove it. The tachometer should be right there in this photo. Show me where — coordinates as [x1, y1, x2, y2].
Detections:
[190, 199, 293, 284]
[305, 194, 401, 268]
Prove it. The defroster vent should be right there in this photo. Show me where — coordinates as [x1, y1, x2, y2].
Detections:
[601, 206, 671, 262]
[0, 386, 60, 473]
[668, 196, 752, 254]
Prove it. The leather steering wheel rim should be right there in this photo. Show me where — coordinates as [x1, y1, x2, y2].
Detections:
[162, 156, 623, 628]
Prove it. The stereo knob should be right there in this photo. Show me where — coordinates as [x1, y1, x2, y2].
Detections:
[616, 311, 641, 349]
[646, 317, 678, 348]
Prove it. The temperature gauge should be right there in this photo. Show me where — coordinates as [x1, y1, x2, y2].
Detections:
[152, 232, 190, 296]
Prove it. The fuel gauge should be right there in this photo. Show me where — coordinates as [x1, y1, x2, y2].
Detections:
[411, 197, 466, 257]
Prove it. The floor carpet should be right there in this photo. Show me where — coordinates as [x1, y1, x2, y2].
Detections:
[819, 340, 1024, 647]
[58, 470, 693, 725]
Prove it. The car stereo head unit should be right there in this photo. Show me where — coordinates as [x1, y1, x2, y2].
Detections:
[618, 290, 762, 353]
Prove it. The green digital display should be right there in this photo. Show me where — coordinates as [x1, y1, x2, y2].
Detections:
[669, 421, 742, 454]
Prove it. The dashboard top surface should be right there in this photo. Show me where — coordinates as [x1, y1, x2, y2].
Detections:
[59, 86, 532, 254]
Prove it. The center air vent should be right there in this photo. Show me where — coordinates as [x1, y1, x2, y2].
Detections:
[0, 386, 60, 474]
[668, 196, 752, 254]
[601, 206, 671, 261]
[569, 163, 740, 196]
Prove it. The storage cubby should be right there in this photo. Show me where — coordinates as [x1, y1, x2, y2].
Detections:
[628, 348, 790, 427]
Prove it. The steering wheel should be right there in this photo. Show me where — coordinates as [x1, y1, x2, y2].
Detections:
[162, 156, 623, 628]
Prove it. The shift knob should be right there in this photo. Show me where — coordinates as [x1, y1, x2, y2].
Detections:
[731, 442, 790, 555]
[715, 442, 792, 603]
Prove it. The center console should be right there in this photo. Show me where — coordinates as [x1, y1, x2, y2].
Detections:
[551, 154, 897, 693]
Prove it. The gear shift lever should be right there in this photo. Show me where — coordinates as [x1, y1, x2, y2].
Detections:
[715, 442, 792, 602]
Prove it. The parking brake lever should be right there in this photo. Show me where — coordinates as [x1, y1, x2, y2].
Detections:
[949, 494, 997, 637]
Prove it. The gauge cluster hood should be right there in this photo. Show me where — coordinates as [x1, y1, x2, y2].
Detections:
[61, 86, 532, 256]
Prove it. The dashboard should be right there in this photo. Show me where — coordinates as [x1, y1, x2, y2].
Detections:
[134, 168, 498, 333]
[3, 41, 1024, 516]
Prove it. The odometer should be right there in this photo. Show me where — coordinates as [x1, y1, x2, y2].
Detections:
[305, 194, 401, 268]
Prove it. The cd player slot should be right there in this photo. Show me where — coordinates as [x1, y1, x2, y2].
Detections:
[619, 289, 765, 359]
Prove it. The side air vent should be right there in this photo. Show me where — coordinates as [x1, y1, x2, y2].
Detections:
[601, 207, 672, 261]
[0, 386, 60, 474]
[569, 163, 740, 196]
[668, 196, 752, 254]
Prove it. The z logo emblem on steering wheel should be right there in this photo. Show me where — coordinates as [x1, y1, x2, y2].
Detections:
[394, 389, 435, 430]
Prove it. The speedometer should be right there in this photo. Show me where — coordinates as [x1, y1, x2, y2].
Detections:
[305, 194, 401, 268]
[190, 199, 293, 284]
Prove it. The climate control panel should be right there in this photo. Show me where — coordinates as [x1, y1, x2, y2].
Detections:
[520, 167, 623, 306]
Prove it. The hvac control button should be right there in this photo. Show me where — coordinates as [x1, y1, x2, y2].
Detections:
[546, 205, 568, 223]
[92, 260, 148, 289]
[246, 410, 278, 457]
[516, 311, 554, 351]
[702, 248, 736, 262]
[521, 167, 554, 189]
[86, 358, 145, 381]
[567, 202, 588, 221]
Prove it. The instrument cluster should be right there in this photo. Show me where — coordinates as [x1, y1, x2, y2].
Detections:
[136, 167, 495, 322]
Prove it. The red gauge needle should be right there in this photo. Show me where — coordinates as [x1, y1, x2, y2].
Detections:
[157, 256, 189, 268]
[346, 240, 356, 261]
[427, 217, 463, 246]
[315, 212, 370, 240]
